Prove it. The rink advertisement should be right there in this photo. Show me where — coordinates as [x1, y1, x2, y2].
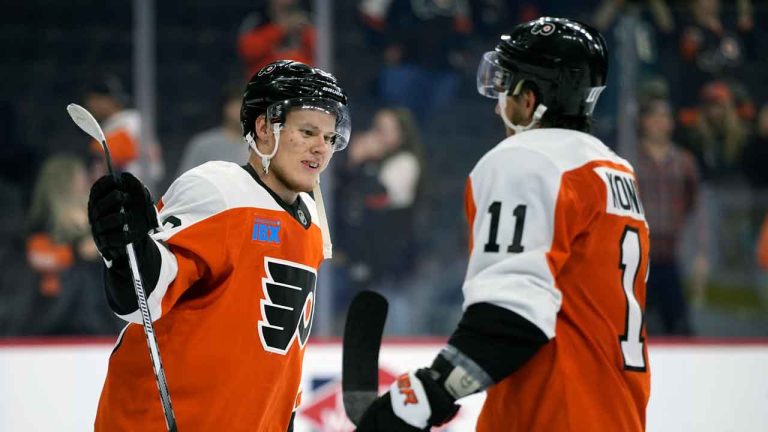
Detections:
[0, 339, 766, 431]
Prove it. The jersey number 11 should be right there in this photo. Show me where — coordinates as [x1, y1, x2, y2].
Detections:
[484, 202, 526, 253]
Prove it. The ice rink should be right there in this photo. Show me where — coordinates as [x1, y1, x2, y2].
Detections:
[1, 339, 766, 431]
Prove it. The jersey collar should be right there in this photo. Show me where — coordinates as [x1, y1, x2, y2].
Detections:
[242, 164, 312, 229]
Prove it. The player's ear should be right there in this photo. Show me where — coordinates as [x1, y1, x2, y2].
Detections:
[510, 80, 537, 116]
[523, 88, 537, 114]
[525, 89, 538, 110]
[254, 114, 269, 142]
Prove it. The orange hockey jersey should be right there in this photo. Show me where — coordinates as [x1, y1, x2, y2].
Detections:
[462, 129, 651, 431]
[95, 161, 324, 431]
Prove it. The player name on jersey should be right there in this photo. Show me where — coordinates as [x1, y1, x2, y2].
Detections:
[593, 167, 645, 220]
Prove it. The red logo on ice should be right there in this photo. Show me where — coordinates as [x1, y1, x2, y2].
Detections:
[300, 368, 397, 432]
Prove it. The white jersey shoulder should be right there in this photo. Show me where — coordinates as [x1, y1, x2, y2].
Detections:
[188, 161, 286, 212]
[196, 161, 319, 221]
[472, 129, 643, 221]
[156, 161, 320, 236]
[478, 128, 632, 172]
[509, 129, 644, 221]
[476, 128, 631, 176]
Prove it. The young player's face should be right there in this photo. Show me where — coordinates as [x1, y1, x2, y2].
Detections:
[269, 109, 336, 195]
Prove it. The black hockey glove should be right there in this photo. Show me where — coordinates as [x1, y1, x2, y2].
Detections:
[88, 172, 158, 262]
[356, 368, 460, 432]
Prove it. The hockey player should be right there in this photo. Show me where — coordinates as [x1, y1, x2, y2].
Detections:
[87, 60, 350, 431]
[356, 17, 651, 431]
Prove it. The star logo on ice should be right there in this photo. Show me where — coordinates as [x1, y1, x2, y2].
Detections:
[299, 367, 461, 431]
[299, 369, 397, 432]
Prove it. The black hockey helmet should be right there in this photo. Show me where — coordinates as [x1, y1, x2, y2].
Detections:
[241, 60, 351, 151]
[477, 17, 608, 117]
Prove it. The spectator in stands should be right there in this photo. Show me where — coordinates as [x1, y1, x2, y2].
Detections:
[635, 94, 702, 335]
[176, 87, 249, 176]
[588, 0, 675, 145]
[22, 155, 120, 335]
[238, 0, 315, 77]
[359, 0, 472, 121]
[335, 107, 425, 333]
[679, 80, 748, 184]
[84, 75, 164, 193]
[592, 0, 673, 33]
[674, 0, 755, 108]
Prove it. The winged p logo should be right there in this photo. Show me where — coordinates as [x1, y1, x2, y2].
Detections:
[258, 258, 317, 355]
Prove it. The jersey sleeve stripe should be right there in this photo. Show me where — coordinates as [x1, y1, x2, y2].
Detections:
[464, 177, 477, 253]
[115, 239, 179, 323]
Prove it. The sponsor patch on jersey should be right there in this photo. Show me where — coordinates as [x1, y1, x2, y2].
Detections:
[252, 218, 281, 244]
[593, 167, 646, 221]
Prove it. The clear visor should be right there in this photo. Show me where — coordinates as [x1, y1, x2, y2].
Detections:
[476, 51, 514, 99]
[267, 97, 352, 151]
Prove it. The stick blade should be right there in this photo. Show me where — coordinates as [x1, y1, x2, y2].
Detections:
[342, 290, 389, 426]
[66, 103, 106, 143]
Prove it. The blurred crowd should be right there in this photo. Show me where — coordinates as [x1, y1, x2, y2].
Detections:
[1, 0, 768, 338]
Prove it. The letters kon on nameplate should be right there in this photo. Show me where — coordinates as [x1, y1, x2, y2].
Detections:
[593, 167, 645, 221]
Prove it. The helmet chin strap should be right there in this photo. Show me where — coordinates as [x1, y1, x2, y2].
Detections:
[498, 89, 548, 135]
[245, 123, 282, 173]
[244, 120, 332, 258]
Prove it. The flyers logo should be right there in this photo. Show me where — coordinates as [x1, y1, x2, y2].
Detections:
[258, 258, 317, 355]
[258, 63, 277, 76]
[531, 22, 556, 36]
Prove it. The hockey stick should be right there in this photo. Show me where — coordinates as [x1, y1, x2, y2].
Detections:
[66, 104, 178, 432]
[342, 290, 389, 426]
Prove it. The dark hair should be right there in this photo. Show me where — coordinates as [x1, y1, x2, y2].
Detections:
[380, 107, 424, 161]
[638, 97, 670, 118]
[516, 80, 592, 132]
[378, 106, 427, 199]
[539, 112, 592, 132]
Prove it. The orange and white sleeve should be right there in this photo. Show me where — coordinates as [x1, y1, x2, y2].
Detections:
[117, 170, 230, 323]
[463, 147, 566, 339]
